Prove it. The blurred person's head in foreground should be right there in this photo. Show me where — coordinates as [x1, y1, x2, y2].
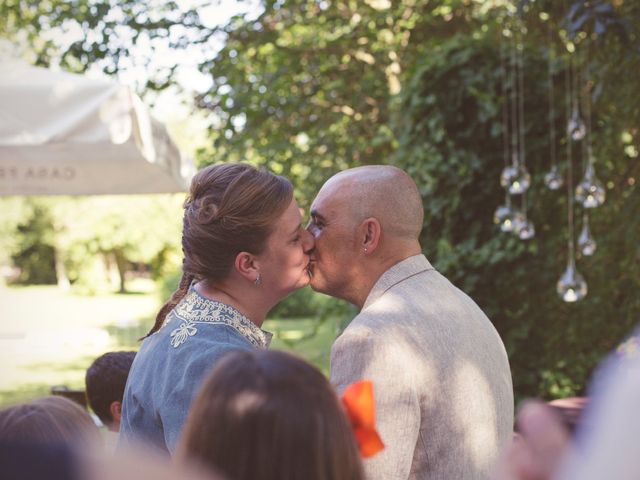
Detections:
[1, 439, 224, 480]
[177, 349, 365, 480]
[85, 351, 136, 432]
[0, 395, 101, 450]
[492, 330, 640, 480]
[86, 444, 225, 480]
[547, 396, 588, 436]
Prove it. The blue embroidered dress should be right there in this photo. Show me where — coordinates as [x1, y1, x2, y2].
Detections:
[119, 285, 272, 453]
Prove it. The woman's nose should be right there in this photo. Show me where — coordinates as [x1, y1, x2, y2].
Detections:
[301, 228, 315, 254]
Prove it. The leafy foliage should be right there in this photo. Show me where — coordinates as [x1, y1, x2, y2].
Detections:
[1, 0, 639, 400]
[0, 0, 211, 90]
[196, 0, 402, 202]
[10, 200, 57, 284]
[1, 196, 183, 293]
[391, 5, 640, 399]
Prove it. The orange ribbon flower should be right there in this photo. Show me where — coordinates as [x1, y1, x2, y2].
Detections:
[342, 380, 385, 458]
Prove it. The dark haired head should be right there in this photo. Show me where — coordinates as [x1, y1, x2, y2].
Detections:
[0, 396, 101, 449]
[177, 350, 364, 480]
[145, 163, 293, 337]
[547, 397, 588, 435]
[85, 351, 136, 429]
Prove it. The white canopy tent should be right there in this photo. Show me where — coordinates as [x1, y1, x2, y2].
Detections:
[0, 57, 195, 195]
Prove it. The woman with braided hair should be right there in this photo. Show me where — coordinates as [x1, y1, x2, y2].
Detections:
[119, 163, 314, 453]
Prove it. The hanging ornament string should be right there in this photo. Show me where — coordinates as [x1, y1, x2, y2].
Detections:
[568, 41, 587, 141]
[500, 15, 529, 197]
[501, 14, 531, 197]
[494, 21, 516, 232]
[581, 58, 588, 173]
[575, 38, 606, 209]
[566, 53, 575, 258]
[544, 15, 563, 190]
[510, 21, 520, 170]
[584, 41, 592, 155]
[494, 26, 513, 227]
[517, 23, 526, 181]
[500, 26, 511, 173]
[548, 24, 557, 171]
[518, 24, 526, 214]
[500, 25, 512, 213]
[578, 46, 594, 253]
[557, 45, 588, 303]
[583, 39, 595, 169]
[516, 20, 534, 239]
[573, 51, 580, 131]
[578, 43, 587, 172]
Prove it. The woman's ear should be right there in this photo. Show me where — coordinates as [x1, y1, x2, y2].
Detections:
[360, 217, 381, 254]
[234, 251, 260, 283]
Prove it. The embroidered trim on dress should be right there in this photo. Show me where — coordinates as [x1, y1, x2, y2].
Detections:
[166, 289, 271, 349]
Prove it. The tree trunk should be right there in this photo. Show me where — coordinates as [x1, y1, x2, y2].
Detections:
[113, 249, 127, 293]
[105, 252, 120, 290]
[54, 248, 70, 291]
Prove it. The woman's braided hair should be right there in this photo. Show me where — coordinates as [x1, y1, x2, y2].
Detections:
[143, 163, 293, 338]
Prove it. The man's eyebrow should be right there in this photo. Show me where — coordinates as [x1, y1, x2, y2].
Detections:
[309, 209, 326, 222]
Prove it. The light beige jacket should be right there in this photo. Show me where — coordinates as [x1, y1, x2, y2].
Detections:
[330, 255, 514, 480]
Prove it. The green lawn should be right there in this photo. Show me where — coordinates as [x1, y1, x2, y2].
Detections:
[0, 284, 338, 407]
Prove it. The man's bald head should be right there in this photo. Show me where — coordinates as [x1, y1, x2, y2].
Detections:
[308, 165, 424, 307]
[319, 165, 424, 241]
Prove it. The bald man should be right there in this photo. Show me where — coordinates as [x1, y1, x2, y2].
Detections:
[307, 166, 514, 480]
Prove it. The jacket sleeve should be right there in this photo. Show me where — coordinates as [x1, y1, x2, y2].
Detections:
[160, 350, 217, 453]
[330, 326, 421, 480]
[161, 342, 249, 452]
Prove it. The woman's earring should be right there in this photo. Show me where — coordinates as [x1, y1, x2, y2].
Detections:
[364, 247, 368, 254]
[254, 274, 262, 286]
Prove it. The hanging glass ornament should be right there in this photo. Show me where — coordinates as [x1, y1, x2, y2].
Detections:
[555, 50, 588, 303]
[500, 165, 517, 190]
[544, 27, 561, 193]
[575, 163, 606, 208]
[511, 210, 525, 230]
[567, 107, 586, 141]
[544, 165, 564, 190]
[501, 164, 531, 195]
[517, 218, 536, 240]
[578, 215, 597, 256]
[510, 164, 531, 194]
[493, 204, 515, 232]
[557, 259, 588, 302]
[510, 210, 535, 240]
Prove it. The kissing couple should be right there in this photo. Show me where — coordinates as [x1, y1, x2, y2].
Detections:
[121, 162, 513, 480]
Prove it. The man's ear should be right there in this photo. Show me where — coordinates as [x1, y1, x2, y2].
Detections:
[110, 401, 122, 424]
[360, 217, 381, 254]
[234, 251, 260, 283]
